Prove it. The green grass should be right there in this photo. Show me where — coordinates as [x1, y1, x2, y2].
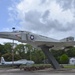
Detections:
[32, 64, 75, 69]
[64, 65, 75, 68]
[0, 65, 13, 68]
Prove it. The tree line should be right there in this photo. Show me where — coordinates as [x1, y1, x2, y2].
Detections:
[0, 43, 75, 64]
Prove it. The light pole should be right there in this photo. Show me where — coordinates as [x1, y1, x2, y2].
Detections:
[12, 27, 15, 66]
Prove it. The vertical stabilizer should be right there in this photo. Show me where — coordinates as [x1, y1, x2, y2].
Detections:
[1, 57, 5, 64]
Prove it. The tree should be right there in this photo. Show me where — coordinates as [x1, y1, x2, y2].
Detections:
[0, 44, 6, 57]
[51, 49, 65, 57]
[30, 48, 45, 64]
[25, 44, 33, 60]
[14, 44, 26, 59]
[2, 43, 22, 61]
[2, 53, 12, 61]
[51, 49, 65, 63]
[4, 43, 12, 53]
[2, 53, 21, 61]
[59, 54, 69, 64]
[66, 47, 75, 57]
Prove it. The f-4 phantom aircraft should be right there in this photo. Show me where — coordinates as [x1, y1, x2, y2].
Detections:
[0, 31, 74, 49]
[0, 57, 34, 67]
[0, 31, 75, 69]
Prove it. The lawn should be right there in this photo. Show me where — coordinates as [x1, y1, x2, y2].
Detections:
[63, 65, 75, 69]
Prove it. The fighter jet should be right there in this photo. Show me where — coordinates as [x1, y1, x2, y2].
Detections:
[0, 57, 34, 67]
[0, 31, 75, 50]
[0, 30, 75, 69]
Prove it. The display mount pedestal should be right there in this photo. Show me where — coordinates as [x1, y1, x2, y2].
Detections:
[41, 45, 60, 69]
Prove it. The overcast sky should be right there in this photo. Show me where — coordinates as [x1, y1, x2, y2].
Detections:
[0, 0, 75, 44]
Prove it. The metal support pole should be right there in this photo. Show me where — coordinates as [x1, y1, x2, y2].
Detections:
[41, 45, 60, 69]
[12, 27, 15, 66]
[12, 40, 14, 66]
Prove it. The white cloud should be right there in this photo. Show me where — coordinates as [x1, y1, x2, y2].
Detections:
[0, 39, 13, 44]
[8, 0, 75, 39]
[56, 0, 75, 10]
[0, 38, 22, 45]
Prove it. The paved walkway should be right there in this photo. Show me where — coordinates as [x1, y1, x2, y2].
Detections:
[0, 68, 75, 75]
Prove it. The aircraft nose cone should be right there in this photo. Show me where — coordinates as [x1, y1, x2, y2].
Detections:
[0, 32, 9, 37]
[0, 32, 15, 39]
[0, 31, 23, 41]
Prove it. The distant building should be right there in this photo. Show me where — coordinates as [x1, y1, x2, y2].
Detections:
[69, 57, 75, 65]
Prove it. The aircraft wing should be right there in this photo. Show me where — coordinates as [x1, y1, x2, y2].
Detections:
[33, 41, 75, 50]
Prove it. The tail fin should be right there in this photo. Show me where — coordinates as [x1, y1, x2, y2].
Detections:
[60, 36, 74, 42]
[1, 57, 5, 64]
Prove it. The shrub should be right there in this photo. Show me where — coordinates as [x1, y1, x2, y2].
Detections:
[59, 54, 69, 64]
